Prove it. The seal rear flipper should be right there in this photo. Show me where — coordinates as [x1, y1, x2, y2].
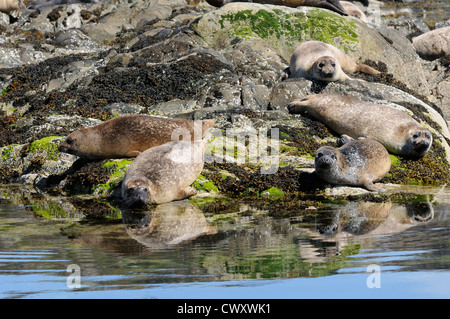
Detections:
[355, 62, 381, 76]
[322, 0, 349, 16]
[287, 98, 309, 114]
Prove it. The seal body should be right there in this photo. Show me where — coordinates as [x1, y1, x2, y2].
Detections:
[314, 139, 391, 191]
[412, 26, 450, 60]
[0, 0, 19, 13]
[288, 94, 432, 158]
[289, 41, 380, 81]
[58, 115, 215, 160]
[121, 140, 206, 206]
[204, 0, 349, 16]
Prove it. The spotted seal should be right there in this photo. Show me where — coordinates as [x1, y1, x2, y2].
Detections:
[314, 138, 391, 191]
[58, 115, 215, 160]
[289, 41, 380, 81]
[121, 140, 206, 206]
[204, 0, 348, 16]
[288, 94, 432, 158]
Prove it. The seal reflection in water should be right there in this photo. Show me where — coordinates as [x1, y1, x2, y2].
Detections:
[288, 94, 432, 158]
[59, 115, 215, 160]
[289, 41, 380, 81]
[0, 0, 19, 13]
[314, 139, 391, 191]
[122, 201, 218, 250]
[121, 140, 207, 207]
[204, 0, 349, 16]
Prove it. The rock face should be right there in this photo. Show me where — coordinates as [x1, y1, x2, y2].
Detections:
[0, 0, 449, 202]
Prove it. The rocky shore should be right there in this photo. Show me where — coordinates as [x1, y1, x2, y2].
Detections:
[0, 0, 449, 216]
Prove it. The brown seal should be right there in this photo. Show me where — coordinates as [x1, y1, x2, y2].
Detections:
[314, 138, 391, 191]
[289, 41, 380, 81]
[121, 140, 206, 206]
[288, 94, 432, 158]
[58, 115, 215, 160]
[412, 26, 450, 60]
[204, 0, 349, 16]
[0, 0, 19, 13]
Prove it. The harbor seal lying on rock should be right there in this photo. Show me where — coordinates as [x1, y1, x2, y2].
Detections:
[58, 115, 215, 160]
[121, 140, 206, 206]
[0, 0, 19, 13]
[314, 139, 391, 191]
[289, 41, 380, 81]
[27, 0, 99, 10]
[412, 26, 450, 60]
[288, 94, 432, 158]
[204, 0, 349, 16]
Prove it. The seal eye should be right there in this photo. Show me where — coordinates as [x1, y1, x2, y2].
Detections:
[66, 138, 73, 145]
[319, 61, 326, 68]
[330, 61, 336, 68]
[413, 133, 419, 139]
[317, 152, 323, 158]
[424, 132, 431, 139]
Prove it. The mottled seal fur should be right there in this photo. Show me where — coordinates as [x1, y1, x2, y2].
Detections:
[58, 115, 215, 160]
[0, 0, 19, 12]
[288, 94, 432, 158]
[314, 139, 391, 191]
[204, 0, 349, 16]
[121, 140, 207, 206]
[289, 41, 380, 81]
[412, 26, 450, 60]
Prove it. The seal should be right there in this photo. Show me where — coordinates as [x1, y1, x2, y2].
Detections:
[412, 26, 450, 60]
[58, 114, 215, 160]
[340, 1, 368, 23]
[121, 140, 206, 206]
[27, 0, 99, 10]
[0, 0, 19, 13]
[314, 139, 391, 191]
[204, 0, 349, 16]
[288, 94, 433, 158]
[289, 41, 380, 81]
[122, 201, 218, 249]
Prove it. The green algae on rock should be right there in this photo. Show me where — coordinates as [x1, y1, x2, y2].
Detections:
[194, 3, 359, 60]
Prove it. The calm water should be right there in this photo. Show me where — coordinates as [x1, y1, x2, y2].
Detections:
[0, 185, 449, 299]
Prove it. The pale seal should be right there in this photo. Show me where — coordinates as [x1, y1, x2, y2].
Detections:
[314, 139, 391, 191]
[121, 140, 206, 206]
[0, 0, 19, 13]
[412, 26, 450, 60]
[289, 41, 380, 81]
[204, 0, 349, 16]
[58, 115, 215, 160]
[340, 1, 368, 23]
[288, 94, 433, 158]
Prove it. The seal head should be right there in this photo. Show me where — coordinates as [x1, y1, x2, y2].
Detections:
[405, 127, 432, 159]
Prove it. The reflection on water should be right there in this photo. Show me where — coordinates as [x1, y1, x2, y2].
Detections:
[0, 186, 449, 298]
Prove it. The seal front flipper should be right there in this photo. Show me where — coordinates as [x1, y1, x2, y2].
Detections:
[337, 134, 354, 146]
[363, 180, 386, 193]
[174, 187, 198, 201]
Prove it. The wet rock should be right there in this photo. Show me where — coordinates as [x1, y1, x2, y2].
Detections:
[0, 0, 449, 203]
